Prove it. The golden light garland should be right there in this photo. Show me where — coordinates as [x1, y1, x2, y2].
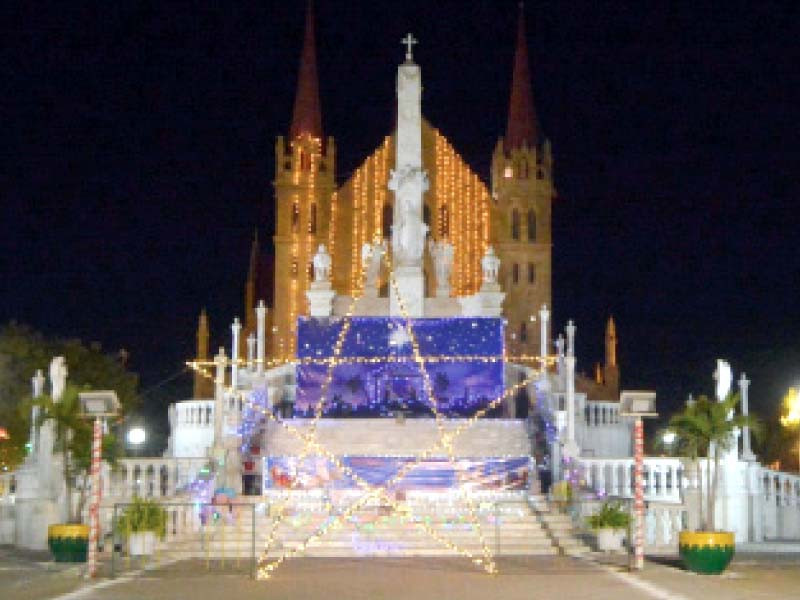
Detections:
[186, 239, 551, 581]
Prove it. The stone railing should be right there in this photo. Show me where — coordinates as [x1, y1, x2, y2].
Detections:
[575, 457, 684, 504]
[104, 457, 209, 500]
[761, 468, 800, 539]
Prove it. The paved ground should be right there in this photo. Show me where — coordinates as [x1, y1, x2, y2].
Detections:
[0, 546, 83, 600]
[5, 549, 800, 599]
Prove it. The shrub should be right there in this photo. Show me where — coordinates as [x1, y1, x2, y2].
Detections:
[116, 497, 167, 539]
[587, 502, 631, 530]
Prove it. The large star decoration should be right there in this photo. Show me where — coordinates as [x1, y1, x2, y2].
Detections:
[240, 248, 537, 580]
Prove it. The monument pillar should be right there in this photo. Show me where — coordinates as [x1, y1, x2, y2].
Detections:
[563, 321, 579, 459]
[389, 34, 428, 317]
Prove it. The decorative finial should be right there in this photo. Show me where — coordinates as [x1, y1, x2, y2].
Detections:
[401, 33, 418, 62]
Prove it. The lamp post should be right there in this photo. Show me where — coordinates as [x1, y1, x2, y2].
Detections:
[78, 391, 120, 579]
[780, 387, 800, 473]
[620, 390, 658, 571]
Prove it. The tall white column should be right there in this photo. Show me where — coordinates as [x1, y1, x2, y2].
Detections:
[256, 300, 266, 375]
[231, 318, 241, 390]
[563, 321, 579, 458]
[740, 373, 756, 461]
[213, 347, 227, 448]
[539, 304, 549, 367]
[389, 34, 428, 317]
[30, 369, 45, 454]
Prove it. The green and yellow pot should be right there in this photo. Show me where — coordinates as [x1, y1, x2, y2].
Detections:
[47, 524, 89, 563]
[678, 531, 735, 574]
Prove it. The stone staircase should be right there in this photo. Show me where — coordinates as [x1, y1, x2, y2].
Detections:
[156, 496, 561, 559]
[528, 496, 591, 556]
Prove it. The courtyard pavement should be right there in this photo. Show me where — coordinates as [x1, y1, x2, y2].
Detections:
[4, 549, 800, 599]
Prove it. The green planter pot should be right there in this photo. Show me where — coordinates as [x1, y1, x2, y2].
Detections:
[678, 531, 735, 574]
[48, 524, 90, 563]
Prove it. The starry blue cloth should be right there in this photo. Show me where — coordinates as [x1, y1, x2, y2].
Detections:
[294, 317, 505, 417]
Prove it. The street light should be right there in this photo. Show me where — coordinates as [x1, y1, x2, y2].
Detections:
[126, 426, 147, 454]
[620, 390, 658, 572]
[780, 387, 800, 474]
[78, 391, 120, 579]
[662, 430, 677, 447]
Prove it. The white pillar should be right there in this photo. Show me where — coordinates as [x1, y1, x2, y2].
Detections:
[231, 318, 241, 390]
[256, 300, 266, 375]
[214, 347, 227, 448]
[30, 369, 45, 454]
[563, 320, 578, 458]
[539, 304, 550, 390]
[539, 304, 549, 382]
[246, 333, 256, 373]
[739, 373, 755, 461]
[388, 35, 428, 317]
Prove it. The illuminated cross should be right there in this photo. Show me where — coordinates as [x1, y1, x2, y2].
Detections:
[401, 33, 418, 62]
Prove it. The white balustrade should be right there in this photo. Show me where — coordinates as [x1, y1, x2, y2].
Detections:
[576, 457, 683, 504]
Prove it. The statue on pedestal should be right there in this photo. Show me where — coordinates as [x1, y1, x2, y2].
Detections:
[428, 239, 454, 297]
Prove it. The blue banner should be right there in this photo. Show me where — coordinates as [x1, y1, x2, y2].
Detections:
[264, 456, 529, 491]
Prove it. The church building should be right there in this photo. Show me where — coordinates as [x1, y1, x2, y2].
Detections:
[192, 3, 619, 403]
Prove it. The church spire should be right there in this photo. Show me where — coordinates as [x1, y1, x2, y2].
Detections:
[244, 230, 259, 331]
[605, 316, 617, 367]
[193, 309, 212, 398]
[289, 0, 323, 141]
[505, 3, 540, 152]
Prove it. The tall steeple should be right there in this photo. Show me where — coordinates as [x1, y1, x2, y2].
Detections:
[244, 230, 259, 332]
[290, 0, 323, 141]
[193, 309, 213, 398]
[603, 316, 620, 395]
[505, 3, 539, 152]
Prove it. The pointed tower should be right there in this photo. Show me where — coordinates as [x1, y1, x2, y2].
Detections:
[603, 316, 620, 394]
[273, 0, 336, 359]
[490, 4, 554, 357]
[193, 309, 213, 398]
[244, 231, 259, 332]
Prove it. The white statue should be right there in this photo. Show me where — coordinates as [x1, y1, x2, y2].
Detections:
[389, 167, 429, 266]
[312, 244, 332, 283]
[49, 356, 67, 402]
[361, 240, 387, 296]
[481, 246, 500, 287]
[428, 239, 454, 297]
[715, 359, 732, 401]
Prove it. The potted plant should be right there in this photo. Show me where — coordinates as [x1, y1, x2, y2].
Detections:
[587, 501, 630, 552]
[32, 384, 120, 562]
[669, 392, 760, 574]
[116, 497, 167, 556]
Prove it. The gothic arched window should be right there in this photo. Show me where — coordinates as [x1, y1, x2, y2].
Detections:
[528, 262, 535, 284]
[519, 322, 528, 342]
[512, 263, 520, 284]
[382, 202, 393, 238]
[527, 210, 536, 242]
[511, 209, 520, 240]
[291, 203, 299, 233]
[309, 203, 317, 234]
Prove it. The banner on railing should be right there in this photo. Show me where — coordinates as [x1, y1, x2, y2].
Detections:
[264, 456, 529, 491]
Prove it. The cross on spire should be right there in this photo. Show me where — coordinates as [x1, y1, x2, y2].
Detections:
[401, 33, 418, 62]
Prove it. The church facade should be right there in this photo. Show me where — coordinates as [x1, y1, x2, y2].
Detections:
[192, 3, 618, 403]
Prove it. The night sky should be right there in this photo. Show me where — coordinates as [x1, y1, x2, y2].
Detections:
[3, 1, 798, 442]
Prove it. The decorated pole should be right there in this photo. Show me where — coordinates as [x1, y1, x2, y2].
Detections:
[633, 415, 644, 570]
[86, 415, 102, 578]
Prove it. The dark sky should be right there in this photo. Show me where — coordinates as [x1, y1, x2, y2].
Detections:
[2, 1, 798, 441]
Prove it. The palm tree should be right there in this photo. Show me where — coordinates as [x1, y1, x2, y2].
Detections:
[669, 392, 760, 531]
[28, 384, 119, 523]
